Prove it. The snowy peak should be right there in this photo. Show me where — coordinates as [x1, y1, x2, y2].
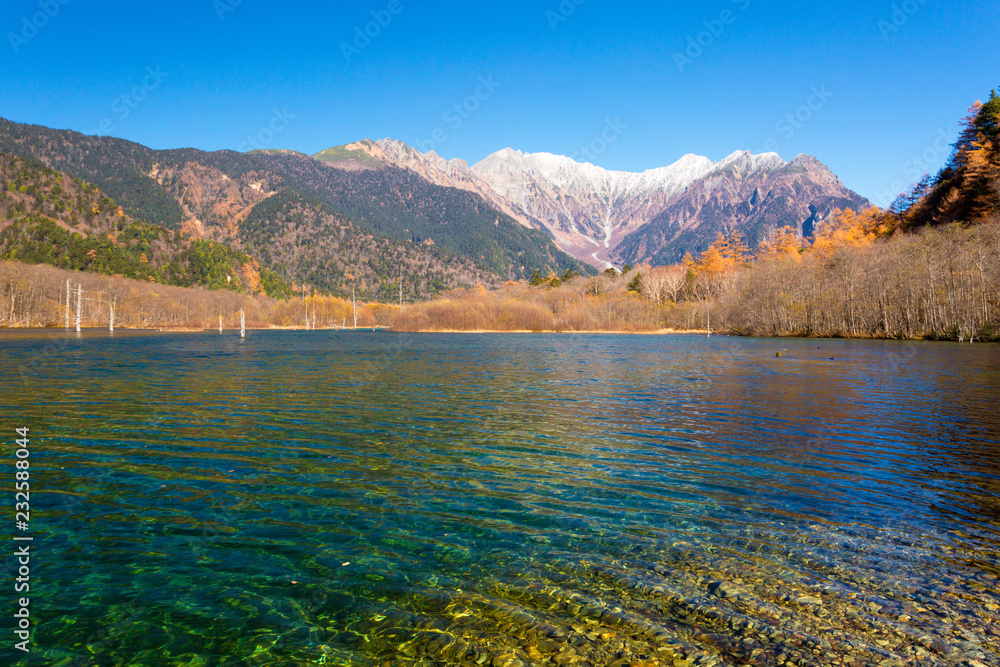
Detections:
[471, 148, 788, 199]
[464, 147, 805, 264]
[715, 150, 787, 173]
[310, 138, 865, 269]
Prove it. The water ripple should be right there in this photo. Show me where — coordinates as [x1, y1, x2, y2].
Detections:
[2, 331, 999, 666]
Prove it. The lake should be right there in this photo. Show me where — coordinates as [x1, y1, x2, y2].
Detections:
[2, 331, 999, 666]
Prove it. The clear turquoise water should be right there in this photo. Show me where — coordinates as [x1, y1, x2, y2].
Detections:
[2, 331, 999, 666]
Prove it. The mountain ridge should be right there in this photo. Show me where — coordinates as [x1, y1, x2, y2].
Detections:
[0, 117, 591, 298]
[321, 138, 869, 268]
[0, 114, 869, 280]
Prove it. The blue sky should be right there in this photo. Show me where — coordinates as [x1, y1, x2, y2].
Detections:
[2, 0, 996, 205]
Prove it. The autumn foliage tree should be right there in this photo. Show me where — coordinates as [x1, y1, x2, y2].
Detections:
[906, 91, 1000, 227]
[811, 207, 891, 255]
[241, 259, 263, 295]
[757, 226, 802, 262]
[689, 232, 751, 296]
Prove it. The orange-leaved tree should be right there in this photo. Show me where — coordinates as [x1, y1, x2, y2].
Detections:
[692, 232, 751, 296]
[811, 207, 891, 256]
[241, 259, 263, 295]
[757, 226, 802, 262]
[906, 93, 1000, 226]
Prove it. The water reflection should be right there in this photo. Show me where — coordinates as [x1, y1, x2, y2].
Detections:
[1, 332, 998, 665]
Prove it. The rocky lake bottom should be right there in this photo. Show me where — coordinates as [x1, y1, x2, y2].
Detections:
[2, 331, 997, 666]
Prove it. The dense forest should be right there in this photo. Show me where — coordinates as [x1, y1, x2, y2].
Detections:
[240, 189, 500, 300]
[897, 93, 1000, 229]
[0, 152, 291, 298]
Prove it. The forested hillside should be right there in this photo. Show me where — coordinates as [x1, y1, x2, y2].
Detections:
[0, 152, 291, 298]
[0, 120, 184, 228]
[240, 189, 500, 300]
[256, 153, 590, 280]
[893, 92, 1000, 229]
[0, 118, 591, 292]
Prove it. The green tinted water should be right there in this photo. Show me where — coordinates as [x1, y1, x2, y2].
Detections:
[2, 332, 999, 666]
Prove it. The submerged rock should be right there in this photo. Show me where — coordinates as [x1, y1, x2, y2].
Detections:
[709, 581, 749, 599]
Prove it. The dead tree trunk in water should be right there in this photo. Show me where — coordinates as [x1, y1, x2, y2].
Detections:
[75, 284, 81, 333]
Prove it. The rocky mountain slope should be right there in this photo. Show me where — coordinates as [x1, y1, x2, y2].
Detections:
[331, 139, 870, 268]
[612, 153, 870, 266]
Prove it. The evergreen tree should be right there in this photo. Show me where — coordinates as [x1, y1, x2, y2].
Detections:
[627, 272, 643, 293]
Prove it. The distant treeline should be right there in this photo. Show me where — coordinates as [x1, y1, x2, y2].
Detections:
[720, 91, 1000, 340]
[2, 217, 997, 340]
[393, 273, 687, 333]
[390, 218, 999, 340]
[715, 219, 999, 340]
[0, 261, 387, 330]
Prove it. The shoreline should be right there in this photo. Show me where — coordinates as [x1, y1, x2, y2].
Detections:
[1, 327, 994, 343]
[0, 326, 706, 334]
[392, 328, 711, 335]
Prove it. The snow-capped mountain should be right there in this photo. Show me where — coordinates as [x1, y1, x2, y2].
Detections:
[470, 148, 793, 268]
[317, 139, 869, 268]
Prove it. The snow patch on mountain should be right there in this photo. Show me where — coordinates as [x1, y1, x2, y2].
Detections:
[319, 138, 861, 268]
